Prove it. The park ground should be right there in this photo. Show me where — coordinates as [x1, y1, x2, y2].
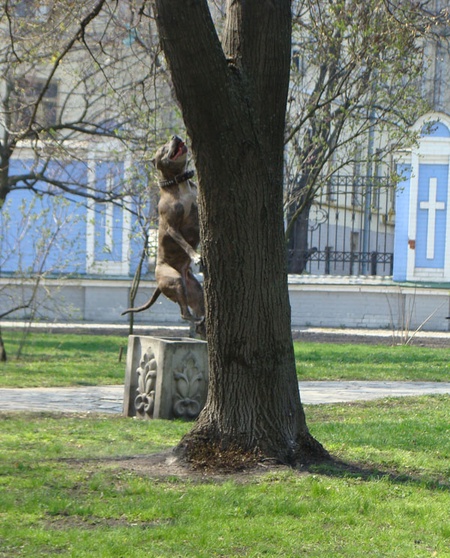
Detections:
[0, 326, 449, 557]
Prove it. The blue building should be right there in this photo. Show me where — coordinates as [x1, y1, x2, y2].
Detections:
[1, 154, 151, 279]
[394, 113, 450, 284]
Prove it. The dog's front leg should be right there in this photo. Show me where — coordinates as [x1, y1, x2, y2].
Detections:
[165, 225, 201, 264]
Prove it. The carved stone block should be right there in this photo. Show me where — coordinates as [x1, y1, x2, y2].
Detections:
[123, 336, 208, 420]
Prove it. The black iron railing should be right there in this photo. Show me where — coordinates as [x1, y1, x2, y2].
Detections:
[287, 175, 395, 276]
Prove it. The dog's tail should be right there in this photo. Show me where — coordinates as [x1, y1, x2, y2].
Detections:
[121, 288, 161, 316]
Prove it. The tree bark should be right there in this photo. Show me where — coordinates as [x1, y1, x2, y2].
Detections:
[153, 0, 327, 465]
[287, 202, 314, 274]
[0, 329, 6, 362]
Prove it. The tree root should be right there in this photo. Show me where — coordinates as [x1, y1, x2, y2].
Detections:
[175, 436, 262, 473]
[175, 430, 331, 473]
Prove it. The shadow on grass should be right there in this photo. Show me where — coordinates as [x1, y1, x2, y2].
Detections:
[305, 456, 450, 492]
[52, 447, 450, 491]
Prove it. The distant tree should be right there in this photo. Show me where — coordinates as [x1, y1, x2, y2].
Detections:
[284, 0, 448, 272]
[0, 0, 175, 352]
[0, 0, 170, 209]
[0, 195, 83, 359]
[153, 0, 327, 466]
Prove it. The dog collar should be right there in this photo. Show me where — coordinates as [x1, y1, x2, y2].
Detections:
[159, 170, 195, 188]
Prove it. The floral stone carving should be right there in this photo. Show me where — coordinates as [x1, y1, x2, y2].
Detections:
[135, 348, 157, 418]
[173, 351, 205, 419]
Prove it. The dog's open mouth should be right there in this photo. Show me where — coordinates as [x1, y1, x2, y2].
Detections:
[170, 141, 188, 161]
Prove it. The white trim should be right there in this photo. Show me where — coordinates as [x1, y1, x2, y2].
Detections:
[415, 145, 450, 159]
[86, 159, 96, 273]
[445, 159, 450, 279]
[121, 154, 133, 275]
[413, 268, 445, 280]
[85, 154, 131, 276]
[104, 175, 115, 253]
[412, 111, 450, 134]
[407, 152, 419, 280]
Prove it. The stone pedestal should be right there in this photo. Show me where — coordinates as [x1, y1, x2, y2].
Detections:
[123, 336, 208, 420]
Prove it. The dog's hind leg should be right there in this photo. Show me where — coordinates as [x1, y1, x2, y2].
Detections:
[185, 269, 204, 319]
[156, 263, 196, 322]
[184, 269, 206, 338]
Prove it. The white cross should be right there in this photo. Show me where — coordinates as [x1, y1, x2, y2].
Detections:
[419, 177, 446, 259]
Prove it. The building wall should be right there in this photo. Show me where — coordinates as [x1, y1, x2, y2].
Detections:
[393, 113, 450, 283]
[288, 277, 450, 331]
[2, 276, 449, 332]
[0, 156, 149, 278]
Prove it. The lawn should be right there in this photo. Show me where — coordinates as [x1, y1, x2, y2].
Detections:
[294, 342, 450, 382]
[0, 396, 449, 557]
[0, 330, 449, 388]
[0, 331, 126, 387]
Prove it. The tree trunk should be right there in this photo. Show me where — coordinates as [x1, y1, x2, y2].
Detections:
[153, 0, 327, 465]
[287, 200, 316, 274]
[0, 328, 7, 362]
[0, 156, 11, 209]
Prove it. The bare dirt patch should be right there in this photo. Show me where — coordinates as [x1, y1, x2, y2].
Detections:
[61, 449, 449, 489]
[61, 449, 302, 483]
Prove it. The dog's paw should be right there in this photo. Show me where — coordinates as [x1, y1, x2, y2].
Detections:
[193, 254, 202, 266]
[195, 317, 206, 339]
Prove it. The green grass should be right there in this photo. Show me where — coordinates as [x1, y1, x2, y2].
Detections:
[0, 396, 449, 557]
[0, 330, 449, 387]
[295, 342, 450, 382]
[0, 331, 126, 387]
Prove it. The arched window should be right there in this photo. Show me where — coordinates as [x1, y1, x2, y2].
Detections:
[421, 121, 450, 138]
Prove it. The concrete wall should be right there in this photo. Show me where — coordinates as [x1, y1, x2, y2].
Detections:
[1, 275, 449, 332]
[288, 276, 450, 331]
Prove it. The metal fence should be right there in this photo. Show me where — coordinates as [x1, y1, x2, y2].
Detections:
[287, 175, 395, 276]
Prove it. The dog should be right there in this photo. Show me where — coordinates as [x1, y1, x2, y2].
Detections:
[122, 136, 205, 335]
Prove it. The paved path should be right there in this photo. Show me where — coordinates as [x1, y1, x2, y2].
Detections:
[0, 382, 449, 414]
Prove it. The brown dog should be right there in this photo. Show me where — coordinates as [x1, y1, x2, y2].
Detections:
[122, 136, 205, 334]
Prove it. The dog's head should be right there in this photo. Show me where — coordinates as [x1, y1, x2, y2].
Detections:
[153, 135, 188, 178]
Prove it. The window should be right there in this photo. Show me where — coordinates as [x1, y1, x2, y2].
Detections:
[292, 49, 306, 75]
[15, 1, 50, 20]
[11, 77, 58, 133]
